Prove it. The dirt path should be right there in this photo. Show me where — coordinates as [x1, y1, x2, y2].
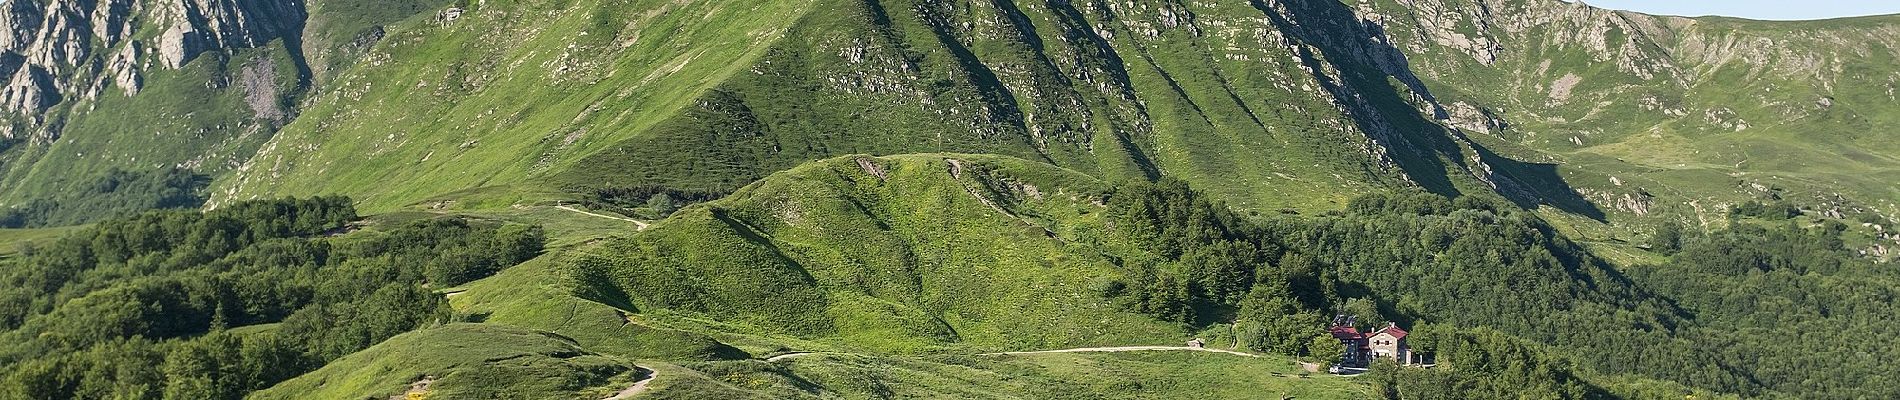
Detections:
[765, 346, 1261, 364]
[977, 346, 1262, 358]
[388, 376, 434, 400]
[764, 346, 1362, 380]
[765, 352, 817, 362]
[600, 368, 657, 400]
[555, 205, 650, 230]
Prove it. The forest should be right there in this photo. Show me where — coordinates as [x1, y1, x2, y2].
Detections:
[1100, 180, 1895, 399]
[0, 197, 544, 399]
[0, 180, 1887, 399]
[0, 168, 209, 229]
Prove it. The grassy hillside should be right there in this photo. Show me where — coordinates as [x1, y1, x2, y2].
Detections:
[264, 327, 1374, 400]
[250, 323, 639, 400]
[1356, 0, 1900, 246]
[403, 155, 1378, 397]
[567, 154, 1187, 353]
[219, 0, 829, 211]
[449, 255, 754, 362]
[10, 152, 1885, 398]
[219, 0, 1532, 218]
[0, 226, 82, 259]
[0, 0, 447, 227]
[5, 0, 1895, 253]
[448, 153, 1711, 398]
[655, 351, 1372, 399]
[6, 0, 1900, 398]
[0, 45, 299, 226]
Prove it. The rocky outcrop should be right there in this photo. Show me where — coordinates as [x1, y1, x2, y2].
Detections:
[1336, 0, 1900, 225]
[1444, 101, 1506, 135]
[1579, 187, 1654, 215]
[1364, 0, 1683, 83]
[0, 63, 58, 115]
[237, 57, 284, 122]
[0, 0, 304, 140]
[152, 0, 307, 69]
[1379, 0, 1503, 65]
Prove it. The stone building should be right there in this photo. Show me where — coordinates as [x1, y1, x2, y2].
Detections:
[1366, 322, 1421, 365]
[1328, 317, 1424, 368]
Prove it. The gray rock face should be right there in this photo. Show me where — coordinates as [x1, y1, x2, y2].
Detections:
[1, 64, 58, 115]
[237, 57, 283, 122]
[0, 0, 304, 140]
[153, 0, 307, 69]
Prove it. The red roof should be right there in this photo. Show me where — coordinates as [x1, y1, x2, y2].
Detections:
[1373, 325, 1408, 340]
[1329, 326, 1363, 340]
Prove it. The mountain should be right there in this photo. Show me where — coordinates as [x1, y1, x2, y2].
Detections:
[1355, 0, 1900, 239]
[262, 153, 1646, 398]
[1, 0, 1898, 398]
[217, 0, 1464, 213]
[3, 0, 1884, 231]
[0, 0, 447, 226]
[5, 0, 1581, 221]
[6, 0, 1891, 245]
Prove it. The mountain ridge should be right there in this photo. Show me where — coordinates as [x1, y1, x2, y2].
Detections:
[0, 0, 1894, 230]
[1, 2, 1898, 396]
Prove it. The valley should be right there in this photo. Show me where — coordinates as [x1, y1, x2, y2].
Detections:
[0, 0, 1896, 398]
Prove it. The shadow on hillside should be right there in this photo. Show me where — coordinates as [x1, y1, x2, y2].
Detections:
[1249, 0, 1462, 197]
[1247, 0, 1605, 220]
[1469, 142, 1607, 221]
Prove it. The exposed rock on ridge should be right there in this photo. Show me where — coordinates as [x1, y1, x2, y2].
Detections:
[0, 0, 304, 141]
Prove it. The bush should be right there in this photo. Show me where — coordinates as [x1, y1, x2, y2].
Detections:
[0, 198, 543, 399]
[0, 167, 210, 228]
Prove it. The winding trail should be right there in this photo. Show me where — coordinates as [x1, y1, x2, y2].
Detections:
[766, 352, 818, 362]
[600, 368, 657, 400]
[978, 346, 1261, 358]
[555, 205, 651, 230]
[980, 347, 1355, 378]
[764, 346, 1262, 364]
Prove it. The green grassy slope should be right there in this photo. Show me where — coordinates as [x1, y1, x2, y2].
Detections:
[415, 154, 1638, 398]
[13, 0, 1900, 397]
[220, 0, 827, 210]
[450, 255, 753, 361]
[568, 154, 1186, 353]
[220, 0, 1512, 217]
[442, 258, 1376, 398]
[0, 155, 1707, 398]
[7, 0, 1896, 253]
[0, 226, 82, 259]
[298, 155, 1381, 398]
[1357, 0, 1900, 242]
[0, 45, 301, 216]
[665, 351, 1372, 399]
[0, 0, 446, 226]
[262, 325, 1373, 400]
[4, 0, 1625, 230]
[250, 323, 640, 399]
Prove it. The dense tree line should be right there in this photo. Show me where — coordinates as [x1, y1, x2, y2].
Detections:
[1368, 326, 1610, 399]
[1728, 200, 1801, 220]
[582, 185, 724, 219]
[1101, 180, 1896, 398]
[1098, 181, 1654, 363]
[1624, 221, 1900, 398]
[0, 197, 544, 399]
[1263, 192, 1742, 395]
[1101, 179, 1335, 356]
[0, 167, 209, 228]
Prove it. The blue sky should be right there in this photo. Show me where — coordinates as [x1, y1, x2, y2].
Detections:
[1577, 0, 1900, 21]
